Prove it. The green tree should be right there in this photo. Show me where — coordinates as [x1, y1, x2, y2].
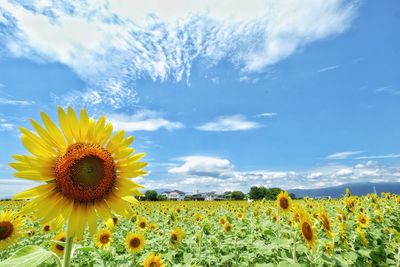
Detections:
[249, 186, 267, 200]
[264, 187, 283, 200]
[145, 190, 158, 201]
[231, 191, 245, 200]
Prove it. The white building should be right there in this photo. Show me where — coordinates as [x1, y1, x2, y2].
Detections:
[161, 190, 185, 201]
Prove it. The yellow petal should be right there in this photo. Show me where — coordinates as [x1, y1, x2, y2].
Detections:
[79, 108, 89, 142]
[95, 200, 112, 221]
[14, 170, 54, 181]
[116, 153, 146, 167]
[13, 183, 55, 199]
[67, 107, 81, 142]
[98, 123, 113, 147]
[21, 136, 52, 158]
[58, 106, 74, 144]
[40, 112, 66, 149]
[87, 204, 97, 235]
[30, 119, 63, 152]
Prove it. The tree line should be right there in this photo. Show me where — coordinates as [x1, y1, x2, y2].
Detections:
[143, 186, 295, 201]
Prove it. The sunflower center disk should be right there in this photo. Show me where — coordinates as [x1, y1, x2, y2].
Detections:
[302, 222, 313, 241]
[71, 156, 105, 187]
[280, 198, 289, 209]
[100, 234, 110, 244]
[130, 237, 140, 248]
[54, 143, 116, 202]
[0, 221, 13, 240]
[56, 237, 66, 251]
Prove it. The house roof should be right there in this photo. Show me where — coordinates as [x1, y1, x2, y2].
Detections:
[162, 190, 185, 194]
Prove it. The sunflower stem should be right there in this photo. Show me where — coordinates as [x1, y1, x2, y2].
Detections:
[63, 233, 74, 267]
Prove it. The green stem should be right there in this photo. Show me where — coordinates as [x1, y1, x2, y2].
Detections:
[292, 231, 297, 263]
[63, 231, 74, 267]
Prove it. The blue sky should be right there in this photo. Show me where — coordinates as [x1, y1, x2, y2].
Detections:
[0, 0, 400, 197]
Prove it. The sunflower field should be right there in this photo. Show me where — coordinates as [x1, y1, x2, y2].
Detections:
[0, 107, 399, 266]
[1, 193, 400, 267]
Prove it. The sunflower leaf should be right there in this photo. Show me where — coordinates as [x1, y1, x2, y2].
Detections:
[0, 245, 62, 267]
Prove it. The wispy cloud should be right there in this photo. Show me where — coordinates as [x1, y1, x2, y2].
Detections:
[374, 85, 400, 96]
[0, 1, 358, 109]
[107, 110, 184, 132]
[0, 118, 16, 131]
[196, 114, 261, 132]
[326, 151, 364, 160]
[0, 97, 34, 106]
[355, 154, 400, 160]
[317, 65, 339, 73]
[256, 112, 278, 117]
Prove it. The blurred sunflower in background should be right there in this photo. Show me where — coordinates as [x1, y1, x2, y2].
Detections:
[224, 222, 233, 232]
[357, 213, 369, 228]
[170, 227, 184, 247]
[125, 232, 146, 253]
[277, 191, 292, 213]
[95, 229, 112, 249]
[9, 107, 147, 238]
[137, 217, 148, 230]
[0, 210, 22, 249]
[299, 213, 317, 250]
[143, 252, 164, 267]
[50, 232, 67, 256]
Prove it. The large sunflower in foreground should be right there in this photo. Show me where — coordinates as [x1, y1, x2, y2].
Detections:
[9, 107, 147, 238]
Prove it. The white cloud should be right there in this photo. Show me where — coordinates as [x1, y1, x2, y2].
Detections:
[143, 155, 400, 193]
[335, 168, 353, 176]
[0, 0, 358, 108]
[256, 112, 278, 117]
[0, 178, 41, 199]
[107, 110, 184, 132]
[196, 114, 261, 131]
[374, 86, 400, 96]
[0, 97, 34, 105]
[169, 156, 234, 178]
[326, 151, 363, 160]
[0, 117, 17, 132]
[307, 172, 323, 179]
[317, 65, 339, 73]
[355, 154, 400, 160]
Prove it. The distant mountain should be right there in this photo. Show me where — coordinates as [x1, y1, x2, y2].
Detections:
[288, 182, 400, 198]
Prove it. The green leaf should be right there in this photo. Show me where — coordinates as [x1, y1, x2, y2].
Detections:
[0, 245, 61, 267]
[357, 249, 371, 259]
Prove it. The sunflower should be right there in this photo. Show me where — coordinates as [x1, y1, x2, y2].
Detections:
[299, 214, 317, 250]
[236, 212, 244, 220]
[170, 227, 184, 247]
[219, 217, 226, 225]
[42, 223, 52, 233]
[137, 217, 148, 230]
[0, 210, 22, 249]
[319, 210, 334, 238]
[224, 223, 233, 232]
[95, 229, 112, 248]
[50, 232, 67, 256]
[10, 107, 147, 238]
[277, 191, 292, 213]
[126, 232, 145, 253]
[357, 213, 369, 228]
[27, 229, 35, 237]
[143, 252, 165, 267]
